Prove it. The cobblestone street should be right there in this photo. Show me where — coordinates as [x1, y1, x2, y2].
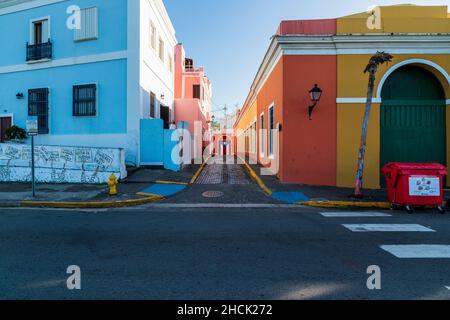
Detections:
[196, 158, 251, 185]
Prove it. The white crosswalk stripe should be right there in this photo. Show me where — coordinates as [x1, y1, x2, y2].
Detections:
[320, 212, 391, 218]
[381, 245, 450, 258]
[343, 224, 435, 232]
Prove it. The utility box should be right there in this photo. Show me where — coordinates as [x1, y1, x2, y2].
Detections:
[382, 163, 447, 212]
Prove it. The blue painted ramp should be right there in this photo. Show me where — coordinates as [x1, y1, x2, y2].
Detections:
[141, 184, 186, 197]
[271, 191, 310, 203]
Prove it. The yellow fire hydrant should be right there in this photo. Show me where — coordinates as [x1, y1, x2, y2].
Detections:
[108, 174, 118, 196]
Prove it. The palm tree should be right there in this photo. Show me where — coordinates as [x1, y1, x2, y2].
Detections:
[355, 51, 393, 198]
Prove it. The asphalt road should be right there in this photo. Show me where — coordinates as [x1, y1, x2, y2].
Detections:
[1, 205, 450, 300]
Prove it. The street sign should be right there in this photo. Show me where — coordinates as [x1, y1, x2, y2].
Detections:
[26, 117, 38, 135]
[26, 117, 38, 197]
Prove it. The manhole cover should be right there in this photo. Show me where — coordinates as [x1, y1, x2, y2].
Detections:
[202, 191, 224, 198]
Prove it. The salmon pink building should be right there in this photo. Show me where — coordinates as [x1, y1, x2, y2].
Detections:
[234, 5, 450, 189]
[174, 44, 212, 161]
[212, 132, 235, 156]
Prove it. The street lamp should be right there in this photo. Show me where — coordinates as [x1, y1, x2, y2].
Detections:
[308, 84, 323, 120]
[207, 115, 215, 124]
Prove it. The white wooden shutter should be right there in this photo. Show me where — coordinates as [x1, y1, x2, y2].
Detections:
[42, 19, 49, 42]
[74, 7, 98, 42]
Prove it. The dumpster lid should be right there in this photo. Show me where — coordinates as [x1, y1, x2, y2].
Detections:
[383, 162, 447, 171]
[386, 162, 447, 170]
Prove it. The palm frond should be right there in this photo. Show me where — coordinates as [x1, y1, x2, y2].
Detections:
[364, 51, 394, 73]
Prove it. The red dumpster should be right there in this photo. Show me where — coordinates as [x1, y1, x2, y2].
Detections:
[382, 163, 447, 210]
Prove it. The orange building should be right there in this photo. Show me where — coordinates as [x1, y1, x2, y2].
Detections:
[234, 5, 450, 189]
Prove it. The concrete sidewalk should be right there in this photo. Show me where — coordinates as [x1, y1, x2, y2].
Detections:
[246, 161, 450, 206]
[0, 164, 200, 208]
[124, 164, 199, 184]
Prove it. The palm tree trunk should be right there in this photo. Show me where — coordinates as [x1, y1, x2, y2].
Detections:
[355, 67, 376, 197]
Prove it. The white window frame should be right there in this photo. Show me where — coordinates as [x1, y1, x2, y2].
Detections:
[268, 103, 275, 159]
[252, 122, 257, 153]
[149, 20, 156, 50]
[29, 16, 51, 45]
[168, 53, 173, 73]
[159, 37, 165, 62]
[259, 112, 265, 157]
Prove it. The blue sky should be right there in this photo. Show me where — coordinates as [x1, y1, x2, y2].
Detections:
[165, 0, 449, 117]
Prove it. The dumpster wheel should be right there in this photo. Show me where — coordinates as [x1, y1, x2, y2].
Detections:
[437, 206, 446, 214]
[405, 205, 415, 214]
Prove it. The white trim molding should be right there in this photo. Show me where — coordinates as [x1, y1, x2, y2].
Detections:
[0, 0, 64, 15]
[337, 98, 381, 104]
[279, 34, 450, 56]
[0, 51, 128, 74]
[376, 59, 450, 99]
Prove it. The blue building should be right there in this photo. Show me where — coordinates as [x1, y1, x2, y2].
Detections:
[0, 0, 178, 167]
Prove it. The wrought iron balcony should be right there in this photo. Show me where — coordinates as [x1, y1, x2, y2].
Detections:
[26, 41, 52, 62]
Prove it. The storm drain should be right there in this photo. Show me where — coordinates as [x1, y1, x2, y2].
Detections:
[202, 191, 225, 198]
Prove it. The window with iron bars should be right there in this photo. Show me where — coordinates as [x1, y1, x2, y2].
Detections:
[28, 88, 49, 134]
[73, 84, 97, 116]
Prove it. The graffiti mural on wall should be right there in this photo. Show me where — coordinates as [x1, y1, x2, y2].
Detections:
[0, 143, 126, 184]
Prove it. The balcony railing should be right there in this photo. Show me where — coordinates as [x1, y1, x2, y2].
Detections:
[26, 41, 52, 62]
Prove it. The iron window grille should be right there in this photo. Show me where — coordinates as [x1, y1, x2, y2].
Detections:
[73, 84, 97, 116]
[28, 88, 50, 134]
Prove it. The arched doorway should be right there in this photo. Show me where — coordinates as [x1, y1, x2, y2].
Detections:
[380, 65, 447, 186]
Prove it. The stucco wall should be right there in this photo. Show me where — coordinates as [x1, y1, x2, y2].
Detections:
[336, 54, 450, 189]
[255, 57, 284, 179]
[283, 55, 337, 186]
[0, 143, 126, 183]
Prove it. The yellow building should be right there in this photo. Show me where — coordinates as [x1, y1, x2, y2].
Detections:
[337, 5, 450, 188]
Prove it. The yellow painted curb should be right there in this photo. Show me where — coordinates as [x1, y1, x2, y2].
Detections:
[238, 157, 273, 196]
[154, 180, 189, 185]
[190, 156, 211, 184]
[296, 201, 391, 209]
[136, 192, 163, 197]
[20, 195, 165, 209]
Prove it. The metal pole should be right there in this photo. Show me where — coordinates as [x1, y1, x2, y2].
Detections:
[31, 135, 35, 198]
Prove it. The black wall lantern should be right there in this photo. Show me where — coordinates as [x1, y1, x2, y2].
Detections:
[308, 84, 323, 120]
[16, 92, 24, 99]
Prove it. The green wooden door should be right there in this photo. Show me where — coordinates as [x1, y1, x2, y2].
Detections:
[380, 66, 446, 186]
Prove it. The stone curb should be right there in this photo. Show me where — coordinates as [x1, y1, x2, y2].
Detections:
[20, 195, 165, 209]
[238, 157, 273, 196]
[296, 201, 392, 209]
[190, 156, 211, 184]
